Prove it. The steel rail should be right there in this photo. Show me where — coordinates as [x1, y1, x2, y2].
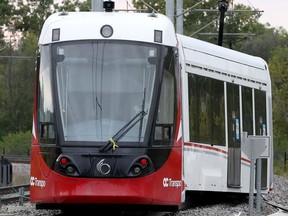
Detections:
[0, 184, 30, 204]
[2, 156, 30, 164]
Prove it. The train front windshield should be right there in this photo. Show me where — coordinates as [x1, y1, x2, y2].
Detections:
[44, 40, 176, 145]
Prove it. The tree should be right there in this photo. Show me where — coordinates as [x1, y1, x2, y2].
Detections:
[0, 33, 37, 137]
[0, 57, 10, 139]
[0, 0, 12, 24]
[221, 3, 266, 49]
[10, 0, 91, 37]
[0, 0, 93, 141]
[59, 0, 91, 12]
[132, 0, 267, 48]
[0, 0, 13, 50]
[239, 27, 288, 62]
[269, 47, 288, 152]
[0, 131, 31, 155]
[11, 0, 55, 36]
[11, 33, 38, 131]
[133, 0, 166, 13]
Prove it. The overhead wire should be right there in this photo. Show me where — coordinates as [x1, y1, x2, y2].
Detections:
[125, 0, 133, 9]
[246, 0, 257, 10]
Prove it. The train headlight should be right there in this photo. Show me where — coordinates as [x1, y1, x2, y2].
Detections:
[66, 165, 79, 176]
[100, 25, 113, 38]
[132, 166, 142, 175]
[128, 156, 152, 176]
[56, 155, 80, 177]
[66, 165, 74, 173]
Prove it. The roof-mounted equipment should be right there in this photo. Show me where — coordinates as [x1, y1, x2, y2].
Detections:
[103, 1, 115, 12]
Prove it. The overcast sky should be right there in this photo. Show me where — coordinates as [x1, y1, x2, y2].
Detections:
[114, 0, 288, 30]
[233, 0, 288, 30]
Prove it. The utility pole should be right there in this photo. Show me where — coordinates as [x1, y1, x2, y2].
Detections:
[169, 0, 206, 34]
[8, 35, 13, 104]
[218, 0, 228, 46]
[92, 0, 103, 12]
[185, 0, 262, 47]
[166, 0, 174, 25]
[176, 0, 183, 34]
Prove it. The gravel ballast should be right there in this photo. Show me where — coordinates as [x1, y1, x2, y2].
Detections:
[1, 163, 287, 216]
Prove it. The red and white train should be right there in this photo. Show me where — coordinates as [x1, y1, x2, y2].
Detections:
[30, 1, 273, 211]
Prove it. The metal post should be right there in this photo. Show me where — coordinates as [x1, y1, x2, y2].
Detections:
[256, 158, 262, 215]
[248, 140, 255, 216]
[3, 164, 7, 186]
[242, 133, 270, 216]
[19, 187, 24, 206]
[7, 163, 11, 184]
[166, 0, 174, 25]
[0, 156, 3, 186]
[176, 0, 183, 34]
[218, 0, 228, 46]
[284, 152, 287, 171]
[92, 0, 103, 12]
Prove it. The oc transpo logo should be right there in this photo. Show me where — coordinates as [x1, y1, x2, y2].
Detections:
[30, 176, 46, 188]
[96, 159, 111, 175]
[163, 177, 182, 188]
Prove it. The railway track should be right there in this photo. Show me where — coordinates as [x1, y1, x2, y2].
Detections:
[0, 184, 30, 204]
[0, 185, 287, 216]
[1, 162, 287, 216]
[3, 155, 30, 164]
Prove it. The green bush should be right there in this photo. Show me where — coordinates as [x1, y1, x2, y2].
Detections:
[274, 158, 288, 178]
[0, 131, 32, 156]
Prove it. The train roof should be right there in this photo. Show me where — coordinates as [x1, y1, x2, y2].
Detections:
[177, 34, 271, 88]
[38, 11, 177, 47]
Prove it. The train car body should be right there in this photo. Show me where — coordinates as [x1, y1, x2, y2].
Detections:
[30, 4, 273, 211]
[178, 34, 273, 193]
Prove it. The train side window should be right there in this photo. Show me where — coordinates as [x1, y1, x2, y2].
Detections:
[154, 124, 172, 140]
[153, 47, 176, 145]
[38, 45, 56, 143]
[40, 123, 55, 139]
[211, 79, 225, 145]
[242, 87, 253, 135]
[255, 89, 267, 135]
[227, 83, 240, 147]
[188, 74, 225, 146]
[254, 89, 268, 189]
[153, 70, 175, 143]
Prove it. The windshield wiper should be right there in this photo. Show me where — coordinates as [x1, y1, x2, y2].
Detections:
[138, 86, 146, 142]
[99, 110, 147, 153]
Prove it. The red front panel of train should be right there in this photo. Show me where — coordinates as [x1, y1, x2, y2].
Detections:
[30, 145, 183, 206]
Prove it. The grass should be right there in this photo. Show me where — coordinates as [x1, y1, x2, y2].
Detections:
[274, 160, 288, 178]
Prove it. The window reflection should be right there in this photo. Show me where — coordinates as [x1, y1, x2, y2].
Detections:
[38, 45, 55, 141]
[188, 74, 225, 146]
[53, 41, 158, 142]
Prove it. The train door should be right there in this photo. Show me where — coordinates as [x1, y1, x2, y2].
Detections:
[255, 89, 268, 189]
[227, 83, 241, 188]
[241, 87, 268, 189]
